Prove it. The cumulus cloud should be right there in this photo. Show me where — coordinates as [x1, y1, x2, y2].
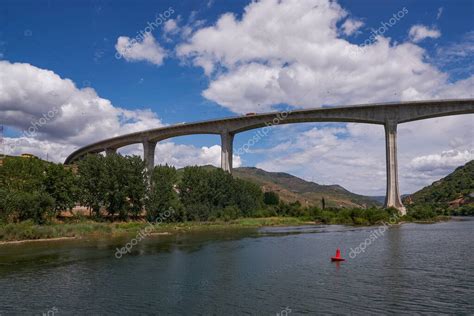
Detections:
[255, 124, 387, 195]
[177, 0, 467, 114]
[0, 60, 165, 146]
[116, 142, 241, 169]
[2, 0, 472, 196]
[156, 143, 241, 168]
[252, 114, 473, 195]
[1, 137, 76, 162]
[0, 60, 239, 167]
[115, 33, 166, 65]
[173, 0, 473, 195]
[409, 150, 473, 173]
[409, 24, 441, 43]
[341, 18, 364, 36]
[164, 19, 179, 34]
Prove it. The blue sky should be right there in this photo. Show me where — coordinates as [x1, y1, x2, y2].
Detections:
[0, 0, 473, 195]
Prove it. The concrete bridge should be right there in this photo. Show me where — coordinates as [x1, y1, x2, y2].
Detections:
[65, 99, 474, 214]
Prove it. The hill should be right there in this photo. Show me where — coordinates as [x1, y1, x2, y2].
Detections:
[192, 165, 380, 208]
[403, 160, 474, 212]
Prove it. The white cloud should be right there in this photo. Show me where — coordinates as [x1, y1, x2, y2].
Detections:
[155, 143, 241, 168]
[409, 150, 473, 173]
[0, 60, 238, 168]
[2, 0, 472, 197]
[435, 31, 474, 77]
[252, 114, 473, 195]
[409, 24, 441, 43]
[115, 33, 166, 65]
[255, 124, 387, 196]
[164, 19, 179, 34]
[0, 60, 165, 146]
[1, 137, 76, 162]
[341, 18, 364, 36]
[177, 0, 465, 114]
[436, 7, 443, 20]
[173, 0, 473, 195]
[116, 142, 241, 169]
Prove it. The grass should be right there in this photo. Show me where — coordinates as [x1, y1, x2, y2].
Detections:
[0, 213, 451, 243]
[0, 217, 309, 242]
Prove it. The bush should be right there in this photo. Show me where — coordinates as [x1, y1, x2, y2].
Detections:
[264, 191, 280, 205]
[452, 204, 474, 216]
[408, 205, 436, 220]
[7, 191, 55, 224]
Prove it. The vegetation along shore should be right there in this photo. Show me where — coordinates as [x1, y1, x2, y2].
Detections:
[0, 155, 472, 243]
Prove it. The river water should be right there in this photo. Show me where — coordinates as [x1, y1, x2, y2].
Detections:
[1, 218, 473, 315]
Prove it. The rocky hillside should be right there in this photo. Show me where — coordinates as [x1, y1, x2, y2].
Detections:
[403, 160, 474, 210]
[231, 167, 380, 208]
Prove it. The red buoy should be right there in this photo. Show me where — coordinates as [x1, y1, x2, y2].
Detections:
[331, 248, 345, 262]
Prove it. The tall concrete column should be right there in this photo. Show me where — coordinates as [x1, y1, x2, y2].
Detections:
[142, 140, 157, 174]
[105, 148, 116, 156]
[220, 132, 234, 173]
[384, 121, 406, 215]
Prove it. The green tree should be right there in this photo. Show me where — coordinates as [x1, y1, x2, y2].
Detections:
[0, 157, 56, 224]
[78, 154, 149, 220]
[126, 156, 147, 219]
[264, 191, 280, 205]
[234, 178, 264, 216]
[0, 188, 9, 222]
[146, 164, 180, 221]
[102, 154, 129, 218]
[43, 163, 77, 215]
[179, 166, 213, 221]
[6, 191, 55, 224]
[178, 166, 265, 221]
[0, 156, 46, 192]
[77, 154, 106, 217]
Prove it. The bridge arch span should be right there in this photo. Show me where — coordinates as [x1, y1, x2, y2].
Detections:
[64, 99, 474, 214]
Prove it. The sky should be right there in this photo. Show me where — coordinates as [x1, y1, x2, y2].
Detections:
[0, 0, 473, 196]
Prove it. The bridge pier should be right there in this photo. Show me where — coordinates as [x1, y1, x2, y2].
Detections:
[143, 140, 157, 174]
[221, 132, 234, 173]
[384, 121, 406, 215]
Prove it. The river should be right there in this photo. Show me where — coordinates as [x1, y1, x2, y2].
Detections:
[1, 218, 473, 315]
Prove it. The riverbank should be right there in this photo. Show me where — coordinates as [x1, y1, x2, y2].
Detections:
[0, 215, 452, 244]
[0, 217, 309, 243]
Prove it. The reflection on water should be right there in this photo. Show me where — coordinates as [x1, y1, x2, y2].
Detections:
[1, 218, 473, 314]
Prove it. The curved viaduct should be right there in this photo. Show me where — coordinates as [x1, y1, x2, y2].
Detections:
[65, 99, 474, 215]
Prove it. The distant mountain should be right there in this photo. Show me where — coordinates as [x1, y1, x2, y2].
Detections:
[368, 196, 386, 204]
[230, 167, 380, 208]
[403, 160, 474, 209]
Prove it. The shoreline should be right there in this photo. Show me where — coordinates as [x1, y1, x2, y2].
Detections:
[0, 216, 454, 245]
[0, 217, 309, 244]
[0, 236, 77, 245]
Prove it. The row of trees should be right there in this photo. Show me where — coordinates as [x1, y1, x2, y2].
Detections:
[0, 157, 76, 223]
[0, 155, 275, 224]
[2, 154, 455, 225]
